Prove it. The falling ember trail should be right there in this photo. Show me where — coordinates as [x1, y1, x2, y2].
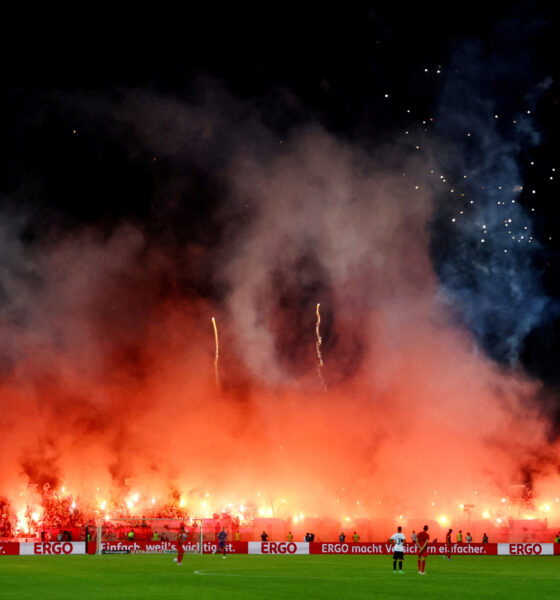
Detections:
[315, 303, 327, 390]
[212, 317, 220, 388]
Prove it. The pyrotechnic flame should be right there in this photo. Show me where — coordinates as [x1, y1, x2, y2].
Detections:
[211, 317, 220, 388]
[315, 303, 327, 390]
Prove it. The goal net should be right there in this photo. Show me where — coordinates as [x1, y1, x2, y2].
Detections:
[96, 517, 204, 555]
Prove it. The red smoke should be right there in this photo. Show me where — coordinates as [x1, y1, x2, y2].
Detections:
[1, 124, 559, 538]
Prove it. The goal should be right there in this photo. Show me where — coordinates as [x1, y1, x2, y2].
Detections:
[96, 517, 204, 555]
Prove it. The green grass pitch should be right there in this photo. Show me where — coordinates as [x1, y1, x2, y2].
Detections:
[1, 554, 558, 600]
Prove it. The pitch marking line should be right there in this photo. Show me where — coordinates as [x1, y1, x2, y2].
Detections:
[194, 569, 393, 580]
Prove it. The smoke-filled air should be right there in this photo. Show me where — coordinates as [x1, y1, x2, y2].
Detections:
[1, 29, 559, 539]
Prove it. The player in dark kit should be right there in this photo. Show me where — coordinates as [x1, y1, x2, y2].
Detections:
[416, 525, 430, 574]
[445, 528, 452, 561]
[217, 527, 227, 559]
[174, 526, 188, 565]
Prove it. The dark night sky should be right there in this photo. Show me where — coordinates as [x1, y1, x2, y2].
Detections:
[2, 4, 560, 406]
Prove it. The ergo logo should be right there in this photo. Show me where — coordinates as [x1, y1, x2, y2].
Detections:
[509, 544, 542, 555]
[33, 542, 75, 555]
[262, 542, 298, 554]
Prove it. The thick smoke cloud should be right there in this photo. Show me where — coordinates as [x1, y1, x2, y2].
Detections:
[431, 31, 551, 365]
[0, 69, 559, 536]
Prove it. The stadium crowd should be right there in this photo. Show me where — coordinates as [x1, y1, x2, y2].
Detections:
[1, 486, 559, 543]
[0, 487, 243, 543]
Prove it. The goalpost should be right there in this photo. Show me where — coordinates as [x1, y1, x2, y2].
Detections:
[96, 517, 205, 555]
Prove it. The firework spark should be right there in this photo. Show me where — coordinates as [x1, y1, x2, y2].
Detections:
[212, 316, 220, 388]
[315, 303, 326, 390]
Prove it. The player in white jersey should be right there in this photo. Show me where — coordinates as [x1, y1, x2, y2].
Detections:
[389, 526, 406, 573]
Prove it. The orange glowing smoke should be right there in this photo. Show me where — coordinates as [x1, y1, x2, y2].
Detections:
[0, 127, 559, 535]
